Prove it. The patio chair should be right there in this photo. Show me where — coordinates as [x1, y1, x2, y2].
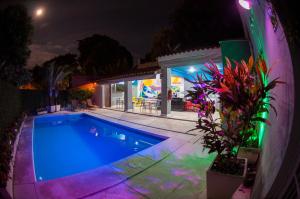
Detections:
[140, 99, 147, 112]
[150, 99, 161, 113]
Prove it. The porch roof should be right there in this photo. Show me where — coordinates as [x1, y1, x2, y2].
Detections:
[98, 65, 160, 84]
[157, 47, 222, 68]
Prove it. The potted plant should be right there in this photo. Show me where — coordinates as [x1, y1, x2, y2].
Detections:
[187, 56, 282, 198]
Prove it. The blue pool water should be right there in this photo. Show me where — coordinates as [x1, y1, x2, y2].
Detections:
[33, 113, 166, 181]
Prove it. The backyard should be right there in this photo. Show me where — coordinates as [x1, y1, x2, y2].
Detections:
[0, 0, 299, 199]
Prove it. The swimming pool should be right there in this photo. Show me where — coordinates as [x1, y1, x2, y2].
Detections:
[33, 113, 166, 181]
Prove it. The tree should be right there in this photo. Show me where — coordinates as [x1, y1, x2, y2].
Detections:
[78, 34, 133, 76]
[43, 54, 78, 105]
[31, 65, 48, 89]
[144, 27, 179, 61]
[145, 0, 244, 61]
[0, 5, 33, 86]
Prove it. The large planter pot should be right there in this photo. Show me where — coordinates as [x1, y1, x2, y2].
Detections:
[207, 158, 247, 199]
[49, 105, 56, 113]
[237, 147, 260, 165]
[55, 104, 61, 112]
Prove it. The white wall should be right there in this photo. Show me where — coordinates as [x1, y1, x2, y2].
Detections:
[239, 1, 295, 198]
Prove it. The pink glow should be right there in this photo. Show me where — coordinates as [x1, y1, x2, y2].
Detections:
[239, 0, 251, 10]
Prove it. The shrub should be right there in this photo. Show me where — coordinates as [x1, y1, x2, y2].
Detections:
[20, 90, 47, 113]
[0, 114, 24, 187]
[0, 80, 21, 130]
[69, 89, 93, 102]
[187, 57, 283, 174]
[0, 80, 22, 187]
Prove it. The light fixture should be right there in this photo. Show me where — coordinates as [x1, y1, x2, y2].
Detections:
[239, 0, 251, 10]
[188, 66, 196, 73]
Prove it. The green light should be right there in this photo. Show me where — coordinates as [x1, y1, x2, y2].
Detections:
[258, 71, 269, 147]
[258, 108, 268, 147]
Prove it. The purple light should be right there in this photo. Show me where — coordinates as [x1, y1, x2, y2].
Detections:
[239, 0, 251, 10]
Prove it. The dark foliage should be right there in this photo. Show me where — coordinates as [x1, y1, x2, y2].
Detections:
[144, 0, 244, 61]
[0, 80, 21, 130]
[30, 65, 48, 89]
[78, 34, 133, 76]
[69, 89, 93, 102]
[20, 90, 48, 114]
[0, 5, 33, 86]
[0, 80, 22, 187]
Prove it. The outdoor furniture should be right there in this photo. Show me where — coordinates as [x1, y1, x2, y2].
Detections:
[149, 99, 161, 113]
[140, 99, 147, 112]
[143, 98, 159, 113]
[116, 98, 124, 109]
[132, 98, 144, 111]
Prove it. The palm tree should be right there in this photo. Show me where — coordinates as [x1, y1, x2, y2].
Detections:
[45, 54, 78, 110]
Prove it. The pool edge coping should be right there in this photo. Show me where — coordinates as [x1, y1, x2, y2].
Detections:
[13, 112, 194, 199]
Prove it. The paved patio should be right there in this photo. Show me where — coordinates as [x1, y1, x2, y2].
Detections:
[109, 105, 199, 122]
[13, 110, 216, 199]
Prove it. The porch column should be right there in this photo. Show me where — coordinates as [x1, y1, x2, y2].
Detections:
[98, 84, 105, 108]
[161, 67, 171, 116]
[124, 81, 133, 111]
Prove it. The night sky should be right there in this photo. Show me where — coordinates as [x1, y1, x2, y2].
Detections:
[1, 0, 181, 68]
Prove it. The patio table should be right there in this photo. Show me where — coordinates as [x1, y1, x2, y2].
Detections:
[144, 99, 159, 112]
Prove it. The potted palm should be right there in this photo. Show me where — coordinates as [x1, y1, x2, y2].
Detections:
[187, 56, 282, 198]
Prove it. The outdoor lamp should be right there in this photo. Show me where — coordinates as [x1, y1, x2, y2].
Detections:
[239, 0, 252, 10]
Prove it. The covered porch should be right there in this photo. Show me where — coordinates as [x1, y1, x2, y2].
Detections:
[94, 48, 222, 121]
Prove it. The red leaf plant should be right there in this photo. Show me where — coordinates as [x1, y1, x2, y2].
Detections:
[186, 56, 283, 175]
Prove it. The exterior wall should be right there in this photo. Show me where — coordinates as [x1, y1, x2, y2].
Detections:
[104, 84, 111, 107]
[239, 1, 295, 198]
[94, 84, 101, 106]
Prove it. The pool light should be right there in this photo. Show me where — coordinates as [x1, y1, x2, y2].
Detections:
[239, 0, 252, 10]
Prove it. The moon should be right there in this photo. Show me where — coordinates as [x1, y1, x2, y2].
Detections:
[35, 8, 44, 17]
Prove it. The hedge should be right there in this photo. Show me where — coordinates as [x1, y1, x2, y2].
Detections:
[0, 80, 21, 130]
[19, 90, 69, 114]
[0, 80, 21, 188]
[20, 90, 48, 114]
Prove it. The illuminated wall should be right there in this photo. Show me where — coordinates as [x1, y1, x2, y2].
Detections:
[77, 82, 97, 92]
[134, 77, 185, 98]
[239, 1, 294, 198]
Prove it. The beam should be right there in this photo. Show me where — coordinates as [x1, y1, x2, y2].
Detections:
[161, 67, 171, 116]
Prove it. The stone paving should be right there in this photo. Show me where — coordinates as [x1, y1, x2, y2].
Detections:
[14, 109, 215, 199]
[109, 106, 199, 122]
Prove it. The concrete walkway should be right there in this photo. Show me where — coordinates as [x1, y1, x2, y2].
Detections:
[85, 109, 215, 198]
[14, 110, 215, 199]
